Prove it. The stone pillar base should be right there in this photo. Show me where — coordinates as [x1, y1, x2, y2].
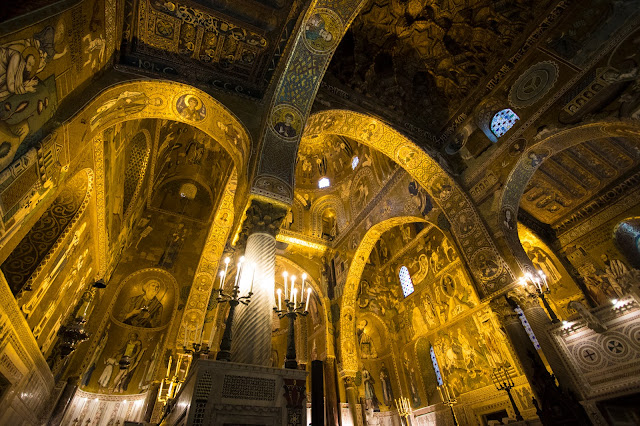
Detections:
[164, 359, 307, 426]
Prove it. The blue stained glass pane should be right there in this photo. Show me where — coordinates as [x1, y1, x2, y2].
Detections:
[399, 266, 414, 297]
[430, 346, 444, 386]
[491, 108, 519, 138]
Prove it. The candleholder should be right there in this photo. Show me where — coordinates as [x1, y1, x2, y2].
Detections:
[519, 270, 560, 323]
[395, 396, 412, 426]
[215, 257, 254, 361]
[183, 342, 210, 359]
[274, 271, 313, 369]
[491, 366, 523, 421]
[438, 383, 459, 426]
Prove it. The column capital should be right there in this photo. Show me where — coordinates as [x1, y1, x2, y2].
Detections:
[342, 375, 357, 389]
[507, 286, 540, 310]
[237, 198, 288, 247]
[489, 296, 519, 325]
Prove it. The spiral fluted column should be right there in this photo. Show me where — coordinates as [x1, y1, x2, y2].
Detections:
[231, 232, 277, 365]
[229, 199, 287, 366]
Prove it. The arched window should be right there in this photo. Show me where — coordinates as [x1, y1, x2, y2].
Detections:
[491, 108, 519, 138]
[430, 345, 444, 386]
[399, 266, 414, 297]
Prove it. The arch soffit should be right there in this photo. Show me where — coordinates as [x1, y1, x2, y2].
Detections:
[339, 216, 427, 374]
[307, 110, 514, 297]
[82, 81, 248, 277]
[81, 80, 251, 174]
[22, 168, 94, 291]
[499, 119, 640, 274]
[253, 0, 367, 203]
[177, 168, 238, 349]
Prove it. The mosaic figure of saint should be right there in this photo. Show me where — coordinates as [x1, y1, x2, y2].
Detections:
[523, 242, 561, 284]
[274, 112, 296, 137]
[98, 352, 118, 389]
[81, 324, 110, 386]
[601, 253, 629, 297]
[362, 366, 380, 411]
[0, 46, 39, 102]
[305, 13, 333, 43]
[357, 319, 377, 359]
[121, 279, 164, 328]
[403, 351, 422, 407]
[379, 363, 394, 406]
[176, 94, 205, 121]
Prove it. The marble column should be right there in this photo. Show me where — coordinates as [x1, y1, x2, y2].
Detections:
[343, 375, 360, 426]
[490, 297, 543, 400]
[230, 200, 286, 366]
[508, 287, 577, 395]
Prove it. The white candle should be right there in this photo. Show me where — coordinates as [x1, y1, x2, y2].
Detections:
[166, 356, 172, 377]
[218, 270, 225, 290]
[539, 270, 549, 291]
[283, 271, 288, 300]
[301, 273, 307, 301]
[305, 287, 311, 312]
[277, 288, 282, 311]
[291, 276, 296, 303]
[292, 288, 297, 307]
[233, 261, 243, 289]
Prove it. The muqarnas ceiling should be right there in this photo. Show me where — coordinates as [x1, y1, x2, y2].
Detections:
[323, 0, 551, 142]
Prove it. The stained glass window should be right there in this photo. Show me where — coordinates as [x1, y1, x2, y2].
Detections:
[399, 266, 414, 297]
[430, 345, 444, 386]
[491, 108, 519, 138]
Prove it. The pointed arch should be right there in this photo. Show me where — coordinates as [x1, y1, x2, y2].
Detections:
[310, 195, 347, 238]
[339, 216, 426, 373]
[498, 119, 640, 276]
[306, 110, 514, 299]
[75, 81, 250, 277]
[80, 81, 251, 174]
[253, 1, 369, 202]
